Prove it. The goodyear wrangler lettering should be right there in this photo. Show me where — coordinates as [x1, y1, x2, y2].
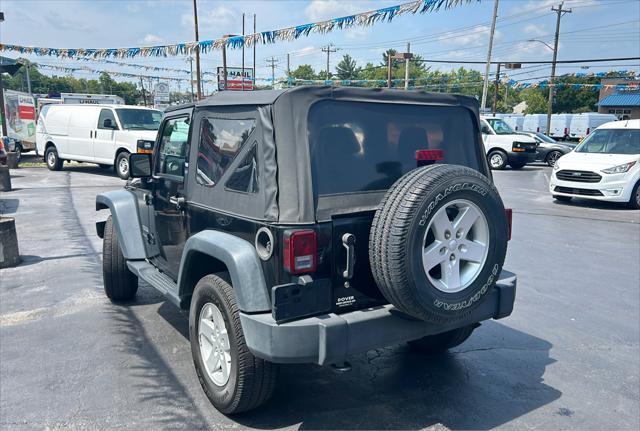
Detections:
[419, 182, 488, 226]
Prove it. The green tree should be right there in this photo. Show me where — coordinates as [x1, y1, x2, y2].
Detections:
[336, 54, 359, 80]
[289, 64, 317, 81]
[521, 89, 548, 114]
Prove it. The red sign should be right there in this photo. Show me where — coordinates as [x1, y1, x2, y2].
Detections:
[217, 67, 254, 91]
[18, 105, 36, 120]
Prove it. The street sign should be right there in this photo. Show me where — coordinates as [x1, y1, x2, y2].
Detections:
[217, 67, 254, 91]
[154, 82, 170, 103]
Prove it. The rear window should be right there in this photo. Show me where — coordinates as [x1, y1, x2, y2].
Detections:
[308, 101, 480, 196]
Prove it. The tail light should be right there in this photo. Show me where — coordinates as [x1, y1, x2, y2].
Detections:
[416, 149, 444, 167]
[505, 208, 513, 241]
[283, 229, 317, 274]
[586, 128, 590, 135]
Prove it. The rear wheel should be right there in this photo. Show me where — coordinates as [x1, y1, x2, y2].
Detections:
[487, 150, 507, 170]
[190, 274, 278, 414]
[546, 150, 563, 167]
[14, 143, 23, 161]
[409, 325, 476, 354]
[553, 195, 572, 202]
[45, 146, 63, 171]
[103, 216, 138, 301]
[115, 151, 130, 179]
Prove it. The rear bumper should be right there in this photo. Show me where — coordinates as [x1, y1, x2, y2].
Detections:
[241, 270, 517, 365]
[507, 151, 536, 165]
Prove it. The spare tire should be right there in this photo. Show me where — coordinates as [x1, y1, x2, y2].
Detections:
[369, 164, 508, 323]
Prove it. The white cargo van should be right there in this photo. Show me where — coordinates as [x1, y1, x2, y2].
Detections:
[481, 116, 538, 169]
[569, 113, 618, 140]
[522, 114, 548, 134]
[502, 114, 525, 131]
[36, 104, 161, 179]
[549, 113, 574, 140]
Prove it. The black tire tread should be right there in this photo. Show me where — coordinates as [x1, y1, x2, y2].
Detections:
[45, 147, 63, 171]
[103, 216, 138, 301]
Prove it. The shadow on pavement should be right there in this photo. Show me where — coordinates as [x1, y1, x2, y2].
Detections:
[0, 198, 20, 214]
[553, 198, 636, 211]
[233, 321, 559, 430]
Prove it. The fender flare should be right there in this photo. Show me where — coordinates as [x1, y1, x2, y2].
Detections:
[177, 230, 271, 313]
[96, 190, 147, 260]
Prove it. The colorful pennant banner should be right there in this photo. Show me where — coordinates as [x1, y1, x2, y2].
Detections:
[0, 0, 474, 59]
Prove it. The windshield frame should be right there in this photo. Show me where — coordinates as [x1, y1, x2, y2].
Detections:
[574, 128, 640, 155]
[115, 108, 162, 131]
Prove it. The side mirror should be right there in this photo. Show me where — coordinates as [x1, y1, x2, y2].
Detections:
[103, 118, 116, 129]
[481, 125, 492, 135]
[129, 153, 152, 178]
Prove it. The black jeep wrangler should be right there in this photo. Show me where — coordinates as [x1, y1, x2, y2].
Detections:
[96, 87, 516, 414]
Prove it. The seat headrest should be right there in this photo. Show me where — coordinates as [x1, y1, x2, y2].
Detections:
[316, 126, 361, 156]
[398, 127, 429, 156]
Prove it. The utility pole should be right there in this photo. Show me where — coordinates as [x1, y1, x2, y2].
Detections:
[24, 62, 32, 96]
[266, 57, 279, 89]
[241, 13, 245, 91]
[547, 2, 572, 133]
[287, 53, 291, 87]
[139, 77, 147, 107]
[492, 62, 501, 115]
[0, 11, 6, 136]
[387, 54, 393, 88]
[480, 0, 500, 112]
[404, 42, 411, 90]
[322, 44, 337, 79]
[192, 0, 202, 100]
[222, 38, 228, 91]
[253, 14, 256, 90]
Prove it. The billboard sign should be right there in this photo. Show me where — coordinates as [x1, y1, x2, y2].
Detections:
[3, 89, 36, 144]
[217, 67, 254, 91]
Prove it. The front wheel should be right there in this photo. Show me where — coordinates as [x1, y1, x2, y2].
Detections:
[115, 152, 130, 179]
[14, 143, 23, 161]
[409, 325, 476, 354]
[628, 181, 640, 209]
[546, 150, 563, 167]
[45, 146, 63, 171]
[487, 150, 507, 170]
[103, 216, 138, 301]
[190, 274, 278, 414]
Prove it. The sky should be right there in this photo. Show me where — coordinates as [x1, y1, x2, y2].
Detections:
[1, 0, 639, 95]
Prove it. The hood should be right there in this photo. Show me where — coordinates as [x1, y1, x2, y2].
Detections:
[557, 151, 640, 170]
[129, 130, 158, 141]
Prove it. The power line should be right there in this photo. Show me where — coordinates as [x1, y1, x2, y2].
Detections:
[414, 56, 640, 65]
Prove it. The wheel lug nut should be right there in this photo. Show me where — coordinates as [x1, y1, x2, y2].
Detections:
[450, 254, 456, 261]
[444, 231, 451, 239]
[440, 247, 447, 255]
[456, 230, 462, 239]
[458, 244, 467, 253]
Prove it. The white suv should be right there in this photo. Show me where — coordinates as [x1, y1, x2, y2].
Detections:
[549, 119, 640, 209]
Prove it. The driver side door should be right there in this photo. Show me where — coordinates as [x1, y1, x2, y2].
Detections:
[148, 114, 192, 279]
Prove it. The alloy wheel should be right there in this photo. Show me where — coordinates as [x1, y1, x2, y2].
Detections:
[198, 303, 232, 387]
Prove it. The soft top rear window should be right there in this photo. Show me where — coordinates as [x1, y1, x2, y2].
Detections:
[308, 100, 480, 196]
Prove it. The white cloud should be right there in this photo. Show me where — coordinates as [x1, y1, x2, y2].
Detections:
[140, 34, 164, 45]
[305, 0, 360, 22]
[524, 23, 546, 37]
[182, 5, 237, 35]
[345, 27, 371, 41]
[437, 25, 501, 46]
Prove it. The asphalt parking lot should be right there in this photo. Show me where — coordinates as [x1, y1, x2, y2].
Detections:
[1, 160, 639, 430]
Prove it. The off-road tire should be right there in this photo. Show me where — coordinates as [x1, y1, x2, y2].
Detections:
[45, 146, 63, 171]
[102, 216, 138, 301]
[553, 195, 572, 202]
[370, 164, 508, 323]
[509, 161, 526, 170]
[190, 274, 278, 414]
[487, 150, 508, 170]
[628, 181, 640, 209]
[408, 325, 476, 354]
[115, 151, 130, 179]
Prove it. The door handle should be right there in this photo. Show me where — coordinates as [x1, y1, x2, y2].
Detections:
[342, 233, 356, 280]
[169, 195, 186, 208]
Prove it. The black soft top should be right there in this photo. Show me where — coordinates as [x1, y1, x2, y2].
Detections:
[189, 87, 482, 224]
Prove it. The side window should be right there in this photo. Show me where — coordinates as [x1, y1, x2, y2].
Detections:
[226, 144, 259, 193]
[98, 109, 118, 130]
[196, 117, 255, 187]
[156, 116, 190, 177]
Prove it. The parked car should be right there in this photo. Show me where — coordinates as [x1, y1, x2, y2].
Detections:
[549, 119, 639, 208]
[522, 114, 548, 134]
[569, 113, 618, 140]
[35, 104, 161, 179]
[549, 113, 574, 140]
[502, 114, 525, 132]
[481, 116, 538, 169]
[96, 88, 517, 413]
[517, 131, 576, 167]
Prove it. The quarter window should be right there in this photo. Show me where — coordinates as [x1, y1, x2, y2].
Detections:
[196, 118, 255, 187]
[226, 144, 259, 193]
[156, 116, 190, 177]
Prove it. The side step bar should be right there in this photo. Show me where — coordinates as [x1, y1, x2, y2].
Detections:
[126, 260, 183, 308]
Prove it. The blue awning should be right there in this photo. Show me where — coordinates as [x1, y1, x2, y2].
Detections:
[597, 93, 640, 107]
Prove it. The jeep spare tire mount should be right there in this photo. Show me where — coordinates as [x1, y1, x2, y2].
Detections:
[370, 164, 508, 323]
